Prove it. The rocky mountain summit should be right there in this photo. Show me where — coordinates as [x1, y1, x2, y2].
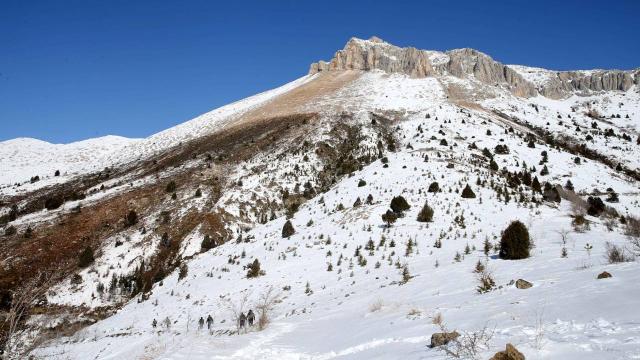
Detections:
[310, 36, 639, 99]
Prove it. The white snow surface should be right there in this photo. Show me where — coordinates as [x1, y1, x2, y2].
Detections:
[4, 69, 640, 359]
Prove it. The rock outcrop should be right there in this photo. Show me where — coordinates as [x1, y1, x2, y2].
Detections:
[309, 37, 435, 78]
[429, 331, 460, 347]
[538, 70, 636, 99]
[515, 279, 533, 289]
[490, 343, 525, 360]
[597, 271, 612, 279]
[309, 36, 638, 99]
[445, 48, 537, 97]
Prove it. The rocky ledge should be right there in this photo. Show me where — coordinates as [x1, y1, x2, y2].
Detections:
[309, 36, 639, 99]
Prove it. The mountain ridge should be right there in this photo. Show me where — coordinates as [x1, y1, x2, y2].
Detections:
[310, 36, 639, 99]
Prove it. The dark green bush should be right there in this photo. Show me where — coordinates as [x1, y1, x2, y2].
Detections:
[390, 196, 410, 213]
[78, 246, 95, 268]
[282, 220, 295, 238]
[427, 182, 440, 193]
[461, 184, 476, 199]
[499, 221, 531, 260]
[416, 202, 434, 222]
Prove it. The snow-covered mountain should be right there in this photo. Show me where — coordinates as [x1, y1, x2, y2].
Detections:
[1, 37, 640, 360]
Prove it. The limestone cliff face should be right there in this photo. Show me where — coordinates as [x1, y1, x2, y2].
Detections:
[444, 48, 537, 97]
[309, 37, 638, 99]
[310, 37, 435, 78]
[538, 70, 636, 98]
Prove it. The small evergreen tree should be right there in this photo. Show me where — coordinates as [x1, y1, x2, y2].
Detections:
[381, 210, 398, 227]
[201, 234, 215, 251]
[246, 259, 263, 278]
[282, 220, 295, 238]
[125, 210, 138, 227]
[366, 194, 374, 204]
[489, 158, 499, 171]
[427, 182, 440, 193]
[499, 221, 531, 260]
[461, 184, 476, 199]
[531, 176, 542, 193]
[400, 264, 411, 284]
[483, 238, 491, 256]
[416, 201, 434, 222]
[165, 180, 177, 193]
[78, 246, 95, 268]
[390, 196, 410, 213]
[587, 196, 605, 216]
[564, 180, 574, 191]
[540, 165, 549, 176]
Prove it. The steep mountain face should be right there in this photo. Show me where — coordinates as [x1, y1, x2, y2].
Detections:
[310, 37, 639, 99]
[1, 38, 640, 360]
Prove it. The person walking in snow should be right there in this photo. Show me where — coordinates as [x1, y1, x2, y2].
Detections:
[247, 309, 255, 327]
[198, 317, 204, 330]
[238, 312, 247, 332]
[152, 318, 157, 328]
[206, 315, 213, 330]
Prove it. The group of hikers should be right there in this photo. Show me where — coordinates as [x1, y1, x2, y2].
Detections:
[197, 315, 215, 330]
[151, 310, 256, 333]
[237, 309, 256, 331]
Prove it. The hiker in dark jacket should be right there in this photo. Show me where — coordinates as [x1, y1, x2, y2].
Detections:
[238, 312, 247, 331]
[198, 317, 204, 330]
[206, 315, 214, 329]
[247, 310, 255, 327]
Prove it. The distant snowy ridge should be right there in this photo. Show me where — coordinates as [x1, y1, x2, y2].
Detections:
[0, 75, 314, 193]
[0, 135, 140, 187]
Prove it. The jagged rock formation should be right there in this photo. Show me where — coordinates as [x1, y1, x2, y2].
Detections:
[309, 36, 639, 99]
[309, 36, 436, 78]
[537, 69, 637, 98]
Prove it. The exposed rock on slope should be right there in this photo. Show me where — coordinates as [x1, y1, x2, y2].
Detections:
[309, 36, 436, 78]
[310, 36, 639, 99]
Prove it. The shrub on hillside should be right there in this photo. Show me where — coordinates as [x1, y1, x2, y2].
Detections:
[165, 180, 177, 193]
[428, 182, 440, 193]
[390, 196, 410, 214]
[247, 259, 264, 278]
[494, 144, 509, 155]
[4, 225, 16, 236]
[489, 159, 499, 171]
[44, 196, 64, 210]
[201, 234, 215, 251]
[382, 210, 398, 227]
[587, 196, 605, 216]
[282, 220, 295, 238]
[499, 221, 531, 260]
[78, 246, 95, 268]
[461, 184, 476, 199]
[417, 202, 434, 222]
[125, 210, 138, 227]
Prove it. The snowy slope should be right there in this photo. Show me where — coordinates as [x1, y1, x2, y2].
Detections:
[3, 40, 640, 360]
[0, 135, 139, 192]
[27, 70, 640, 360]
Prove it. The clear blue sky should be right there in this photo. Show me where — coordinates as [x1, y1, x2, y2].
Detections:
[1, 0, 639, 143]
